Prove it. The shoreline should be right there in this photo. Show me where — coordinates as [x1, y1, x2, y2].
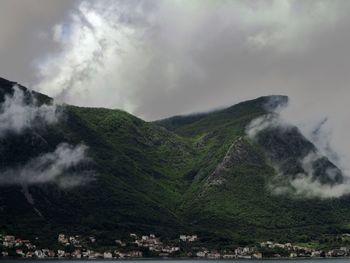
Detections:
[1, 257, 350, 261]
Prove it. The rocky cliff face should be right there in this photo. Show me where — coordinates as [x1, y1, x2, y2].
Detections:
[255, 124, 343, 185]
[208, 137, 264, 185]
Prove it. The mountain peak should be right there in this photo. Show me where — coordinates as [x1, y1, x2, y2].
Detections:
[0, 76, 53, 106]
[0, 77, 347, 250]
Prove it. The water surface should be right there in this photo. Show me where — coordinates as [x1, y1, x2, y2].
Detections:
[1, 260, 350, 263]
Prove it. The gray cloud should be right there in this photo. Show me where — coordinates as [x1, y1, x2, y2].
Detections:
[0, 0, 78, 86]
[0, 86, 58, 137]
[2, 1, 350, 120]
[0, 143, 92, 188]
[32, 0, 350, 120]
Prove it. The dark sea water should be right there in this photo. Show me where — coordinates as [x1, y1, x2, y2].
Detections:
[1, 260, 350, 263]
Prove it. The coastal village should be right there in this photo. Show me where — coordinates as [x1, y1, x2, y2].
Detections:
[1, 232, 350, 259]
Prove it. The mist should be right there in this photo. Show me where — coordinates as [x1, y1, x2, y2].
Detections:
[0, 143, 92, 188]
[0, 85, 92, 188]
[246, 100, 350, 199]
[0, 86, 58, 137]
[270, 151, 350, 199]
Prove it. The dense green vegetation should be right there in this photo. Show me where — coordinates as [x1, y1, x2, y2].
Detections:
[1, 78, 350, 248]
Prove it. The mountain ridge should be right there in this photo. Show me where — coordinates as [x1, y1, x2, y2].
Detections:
[0, 77, 349, 248]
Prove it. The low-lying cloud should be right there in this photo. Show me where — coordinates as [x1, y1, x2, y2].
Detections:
[246, 113, 287, 140]
[0, 143, 93, 188]
[273, 172, 350, 199]
[0, 86, 92, 188]
[0, 86, 58, 137]
[246, 102, 350, 199]
[270, 152, 350, 199]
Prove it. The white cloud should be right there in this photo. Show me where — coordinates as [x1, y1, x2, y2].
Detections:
[287, 176, 350, 199]
[0, 86, 58, 137]
[246, 113, 287, 139]
[279, 94, 350, 183]
[246, 106, 350, 199]
[0, 143, 92, 188]
[36, 0, 140, 112]
[271, 152, 350, 199]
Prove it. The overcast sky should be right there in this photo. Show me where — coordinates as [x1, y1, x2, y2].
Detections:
[0, 0, 348, 121]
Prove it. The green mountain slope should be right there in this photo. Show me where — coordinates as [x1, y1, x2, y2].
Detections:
[0, 77, 350, 247]
[157, 96, 350, 244]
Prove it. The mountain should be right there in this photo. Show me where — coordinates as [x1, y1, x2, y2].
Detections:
[0, 77, 350, 248]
